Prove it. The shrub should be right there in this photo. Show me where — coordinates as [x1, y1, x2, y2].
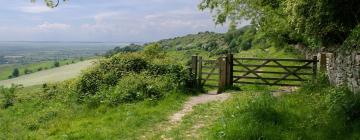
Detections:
[86, 73, 176, 107]
[42, 84, 59, 100]
[54, 61, 60, 67]
[24, 69, 33, 74]
[76, 53, 149, 101]
[111, 74, 171, 104]
[143, 43, 166, 59]
[12, 68, 20, 77]
[0, 85, 18, 109]
[76, 52, 189, 104]
[325, 87, 360, 122]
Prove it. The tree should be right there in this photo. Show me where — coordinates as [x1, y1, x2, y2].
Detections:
[54, 61, 60, 67]
[199, 0, 360, 49]
[12, 68, 20, 78]
[31, 0, 67, 8]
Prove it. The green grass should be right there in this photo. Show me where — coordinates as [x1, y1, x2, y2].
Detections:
[0, 59, 83, 80]
[145, 101, 225, 140]
[0, 60, 95, 87]
[0, 86, 189, 139]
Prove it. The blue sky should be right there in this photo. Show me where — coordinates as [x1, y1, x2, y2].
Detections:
[0, 0, 247, 42]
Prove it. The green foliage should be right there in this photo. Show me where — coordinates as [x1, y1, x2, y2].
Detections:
[157, 31, 227, 55]
[90, 73, 177, 107]
[0, 85, 17, 109]
[285, 0, 360, 45]
[207, 82, 360, 140]
[76, 52, 188, 105]
[224, 25, 260, 52]
[24, 69, 33, 74]
[31, 0, 68, 8]
[143, 43, 166, 59]
[0, 85, 188, 139]
[0, 59, 80, 81]
[11, 68, 19, 78]
[76, 53, 148, 99]
[105, 44, 143, 57]
[53, 61, 60, 67]
[199, 0, 360, 48]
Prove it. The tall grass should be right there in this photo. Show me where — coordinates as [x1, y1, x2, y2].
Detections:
[207, 74, 360, 140]
[0, 85, 188, 139]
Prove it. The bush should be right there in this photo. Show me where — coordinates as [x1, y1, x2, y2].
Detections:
[86, 73, 176, 107]
[76, 53, 149, 100]
[12, 68, 20, 78]
[76, 51, 189, 106]
[325, 87, 360, 122]
[111, 74, 172, 105]
[54, 61, 60, 67]
[143, 43, 165, 59]
[0, 85, 18, 109]
[24, 69, 33, 74]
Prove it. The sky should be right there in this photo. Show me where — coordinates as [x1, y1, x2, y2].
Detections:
[0, 0, 247, 42]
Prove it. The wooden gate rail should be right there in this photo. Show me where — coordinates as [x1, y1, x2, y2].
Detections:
[191, 55, 319, 94]
[232, 56, 318, 87]
[198, 58, 220, 88]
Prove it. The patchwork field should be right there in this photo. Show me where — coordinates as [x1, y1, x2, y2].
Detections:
[0, 60, 95, 87]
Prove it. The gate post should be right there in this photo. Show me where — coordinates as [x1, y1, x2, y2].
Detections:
[191, 55, 198, 87]
[319, 53, 327, 72]
[197, 56, 203, 89]
[312, 55, 318, 80]
[226, 54, 234, 87]
[218, 57, 227, 93]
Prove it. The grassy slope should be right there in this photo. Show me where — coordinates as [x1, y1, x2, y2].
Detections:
[3, 30, 357, 140]
[0, 32, 226, 139]
[0, 85, 189, 139]
[0, 60, 95, 87]
[0, 59, 82, 81]
[142, 47, 360, 140]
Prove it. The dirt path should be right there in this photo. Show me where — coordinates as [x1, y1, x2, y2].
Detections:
[141, 91, 231, 139]
[169, 91, 231, 124]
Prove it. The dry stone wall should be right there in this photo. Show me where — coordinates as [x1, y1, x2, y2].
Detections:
[295, 43, 360, 93]
[327, 51, 360, 93]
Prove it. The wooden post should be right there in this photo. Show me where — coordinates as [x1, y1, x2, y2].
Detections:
[218, 57, 227, 94]
[319, 53, 327, 72]
[226, 54, 234, 87]
[312, 56, 318, 80]
[198, 56, 203, 88]
[191, 55, 198, 87]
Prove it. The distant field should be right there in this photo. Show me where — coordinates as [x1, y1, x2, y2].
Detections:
[0, 59, 84, 80]
[0, 60, 96, 87]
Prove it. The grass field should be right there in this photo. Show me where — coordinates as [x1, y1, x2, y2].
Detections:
[0, 60, 95, 87]
[0, 85, 188, 139]
[0, 59, 84, 81]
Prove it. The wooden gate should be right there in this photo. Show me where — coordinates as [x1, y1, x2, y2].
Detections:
[195, 56, 220, 89]
[232, 56, 318, 86]
[191, 55, 318, 93]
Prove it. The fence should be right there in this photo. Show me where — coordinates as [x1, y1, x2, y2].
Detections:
[191, 54, 321, 93]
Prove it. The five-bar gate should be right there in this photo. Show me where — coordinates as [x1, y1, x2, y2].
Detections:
[191, 54, 319, 93]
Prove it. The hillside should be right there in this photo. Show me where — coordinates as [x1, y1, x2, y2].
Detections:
[1, 28, 360, 139]
[0, 60, 94, 87]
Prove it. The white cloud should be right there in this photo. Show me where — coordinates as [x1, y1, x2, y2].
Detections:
[78, 9, 228, 42]
[37, 22, 71, 31]
[19, 5, 54, 14]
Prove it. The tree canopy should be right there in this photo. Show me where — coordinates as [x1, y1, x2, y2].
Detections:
[199, 0, 360, 49]
[31, 0, 67, 8]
